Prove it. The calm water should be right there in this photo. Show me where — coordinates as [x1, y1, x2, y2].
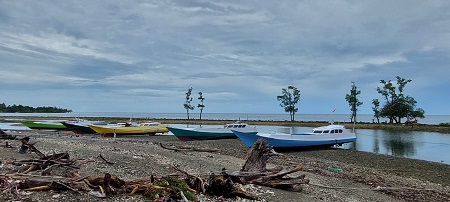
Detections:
[2, 113, 450, 165]
[346, 129, 450, 164]
[168, 124, 450, 165]
[1, 112, 450, 125]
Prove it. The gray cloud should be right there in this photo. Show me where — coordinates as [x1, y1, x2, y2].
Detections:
[0, 0, 449, 114]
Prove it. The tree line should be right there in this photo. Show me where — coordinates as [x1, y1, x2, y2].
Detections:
[277, 76, 425, 124]
[0, 103, 72, 113]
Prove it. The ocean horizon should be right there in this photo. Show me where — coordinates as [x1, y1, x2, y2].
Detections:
[1, 112, 449, 125]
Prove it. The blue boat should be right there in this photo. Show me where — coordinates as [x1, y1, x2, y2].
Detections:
[231, 124, 356, 148]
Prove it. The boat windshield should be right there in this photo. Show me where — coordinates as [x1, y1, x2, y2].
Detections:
[226, 124, 246, 128]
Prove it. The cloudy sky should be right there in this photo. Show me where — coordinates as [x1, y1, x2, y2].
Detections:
[1, 1, 449, 115]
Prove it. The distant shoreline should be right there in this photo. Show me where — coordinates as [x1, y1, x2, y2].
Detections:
[2, 116, 450, 134]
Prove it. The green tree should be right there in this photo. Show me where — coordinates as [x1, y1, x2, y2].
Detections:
[183, 87, 195, 120]
[0, 103, 6, 112]
[409, 108, 425, 123]
[197, 92, 205, 120]
[372, 99, 381, 123]
[376, 76, 424, 124]
[0, 103, 71, 113]
[345, 81, 363, 123]
[277, 86, 301, 121]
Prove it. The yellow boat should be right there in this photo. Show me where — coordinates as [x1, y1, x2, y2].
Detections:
[88, 122, 169, 135]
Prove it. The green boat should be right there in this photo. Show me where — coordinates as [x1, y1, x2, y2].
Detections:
[21, 121, 67, 130]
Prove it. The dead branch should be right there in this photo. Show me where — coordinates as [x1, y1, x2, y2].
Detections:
[160, 143, 220, 152]
[97, 154, 115, 165]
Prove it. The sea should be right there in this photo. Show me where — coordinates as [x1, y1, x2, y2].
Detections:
[1, 112, 449, 125]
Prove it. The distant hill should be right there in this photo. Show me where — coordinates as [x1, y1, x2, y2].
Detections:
[0, 103, 72, 113]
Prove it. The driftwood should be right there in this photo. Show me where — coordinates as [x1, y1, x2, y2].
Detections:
[160, 143, 220, 152]
[0, 134, 16, 140]
[1, 137, 309, 201]
[201, 139, 309, 195]
[97, 154, 115, 165]
[231, 138, 309, 189]
[173, 138, 309, 199]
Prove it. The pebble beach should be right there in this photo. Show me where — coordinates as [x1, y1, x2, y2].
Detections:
[1, 126, 449, 202]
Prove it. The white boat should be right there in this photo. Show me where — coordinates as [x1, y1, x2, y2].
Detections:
[168, 122, 256, 141]
[232, 124, 356, 148]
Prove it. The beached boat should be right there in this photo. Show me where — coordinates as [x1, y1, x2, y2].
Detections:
[88, 122, 169, 135]
[168, 122, 256, 141]
[61, 119, 109, 134]
[231, 124, 356, 148]
[21, 121, 67, 130]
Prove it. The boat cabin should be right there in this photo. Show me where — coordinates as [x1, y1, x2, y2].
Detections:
[312, 125, 346, 134]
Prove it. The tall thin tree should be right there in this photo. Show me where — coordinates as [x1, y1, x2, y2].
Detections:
[345, 81, 363, 123]
[197, 92, 205, 120]
[183, 87, 195, 120]
[372, 99, 380, 123]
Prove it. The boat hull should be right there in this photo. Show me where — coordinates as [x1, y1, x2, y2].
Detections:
[89, 124, 169, 135]
[61, 122, 97, 134]
[21, 121, 67, 130]
[232, 130, 356, 148]
[168, 127, 237, 141]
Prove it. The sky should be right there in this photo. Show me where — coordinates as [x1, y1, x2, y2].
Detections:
[1, 1, 450, 115]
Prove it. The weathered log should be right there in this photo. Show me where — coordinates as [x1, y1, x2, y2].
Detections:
[240, 138, 281, 172]
[171, 165, 205, 193]
[102, 173, 114, 196]
[230, 138, 309, 190]
[205, 173, 259, 200]
[17, 179, 52, 189]
[248, 165, 304, 182]
[86, 174, 126, 188]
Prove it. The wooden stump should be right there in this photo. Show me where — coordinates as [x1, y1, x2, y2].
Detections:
[232, 138, 309, 189]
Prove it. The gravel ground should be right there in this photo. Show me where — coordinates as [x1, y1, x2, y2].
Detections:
[1, 130, 449, 202]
